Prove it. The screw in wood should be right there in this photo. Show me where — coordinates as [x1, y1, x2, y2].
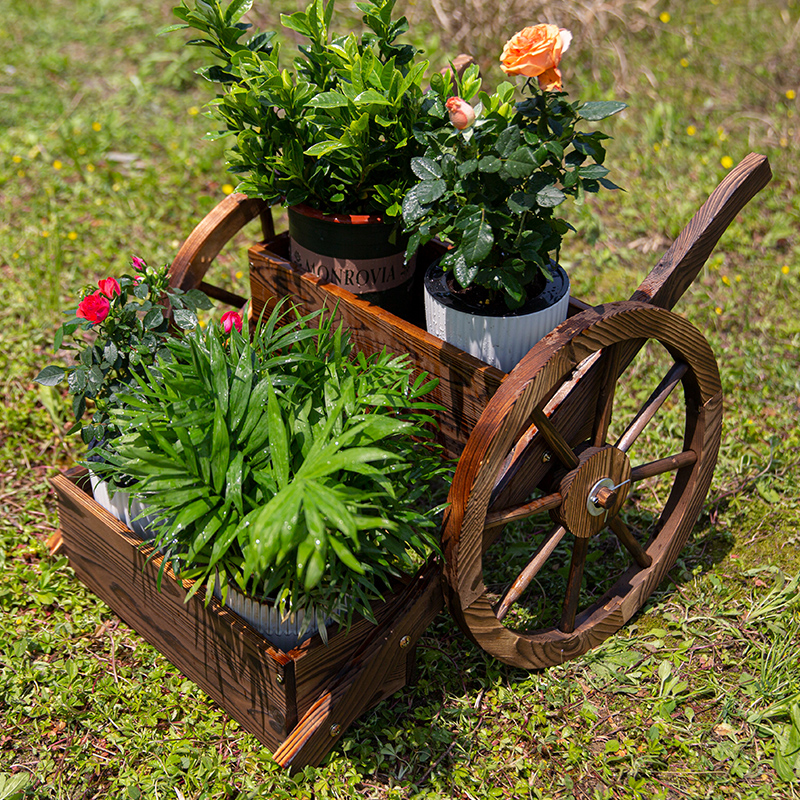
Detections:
[399, 635, 410, 649]
[276, 673, 284, 684]
[330, 724, 341, 737]
[542, 451, 552, 463]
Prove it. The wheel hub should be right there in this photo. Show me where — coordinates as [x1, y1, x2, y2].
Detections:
[553, 446, 632, 538]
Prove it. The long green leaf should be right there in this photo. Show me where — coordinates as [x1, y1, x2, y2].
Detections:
[266, 381, 289, 490]
[210, 401, 230, 495]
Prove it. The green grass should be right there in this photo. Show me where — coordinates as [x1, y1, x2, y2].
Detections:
[2, 0, 800, 797]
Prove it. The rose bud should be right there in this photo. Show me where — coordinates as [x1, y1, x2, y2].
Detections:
[446, 96, 476, 130]
[220, 310, 243, 334]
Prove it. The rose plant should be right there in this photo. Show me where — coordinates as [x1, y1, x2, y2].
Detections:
[35, 257, 212, 449]
[402, 24, 626, 311]
[90, 301, 450, 639]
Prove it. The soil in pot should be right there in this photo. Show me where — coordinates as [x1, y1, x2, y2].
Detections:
[288, 204, 421, 322]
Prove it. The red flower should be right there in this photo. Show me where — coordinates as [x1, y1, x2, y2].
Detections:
[131, 256, 146, 271]
[220, 310, 243, 334]
[77, 291, 111, 324]
[97, 277, 121, 298]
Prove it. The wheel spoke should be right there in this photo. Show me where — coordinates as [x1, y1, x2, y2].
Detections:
[559, 537, 589, 633]
[490, 352, 602, 505]
[609, 515, 652, 568]
[592, 343, 622, 447]
[531, 407, 579, 470]
[486, 492, 562, 530]
[631, 450, 697, 482]
[615, 361, 689, 453]
[496, 525, 567, 621]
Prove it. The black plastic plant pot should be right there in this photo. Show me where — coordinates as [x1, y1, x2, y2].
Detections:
[287, 204, 418, 318]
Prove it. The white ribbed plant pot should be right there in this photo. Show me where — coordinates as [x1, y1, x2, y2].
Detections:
[423, 263, 570, 373]
[88, 471, 133, 529]
[127, 496, 161, 541]
[215, 579, 330, 652]
[88, 471, 158, 541]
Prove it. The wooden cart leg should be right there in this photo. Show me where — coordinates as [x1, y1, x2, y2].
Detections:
[273, 565, 442, 771]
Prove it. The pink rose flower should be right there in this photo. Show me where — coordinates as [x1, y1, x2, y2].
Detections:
[77, 291, 111, 324]
[131, 256, 146, 271]
[446, 96, 476, 130]
[220, 310, 243, 334]
[97, 277, 121, 298]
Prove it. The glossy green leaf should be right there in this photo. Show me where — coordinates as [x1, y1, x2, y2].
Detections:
[578, 100, 627, 121]
[461, 214, 493, 264]
[35, 365, 65, 386]
[411, 157, 441, 180]
[210, 402, 230, 495]
[306, 92, 350, 108]
[536, 184, 566, 208]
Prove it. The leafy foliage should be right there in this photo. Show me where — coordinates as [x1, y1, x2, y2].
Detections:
[91, 303, 450, 632]
[33, 259, 212, 447]
[403, 65, 625, 310]
[171, 0, 434, 216]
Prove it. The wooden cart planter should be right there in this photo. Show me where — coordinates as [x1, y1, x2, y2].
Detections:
[50, 153, 771, 770]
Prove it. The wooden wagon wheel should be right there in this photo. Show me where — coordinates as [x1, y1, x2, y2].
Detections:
[441, 301, 723, 669]
[168, 192, 271, 301]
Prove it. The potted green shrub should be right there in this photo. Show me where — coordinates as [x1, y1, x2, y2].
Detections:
[402, 25, 626, 371]
[90, 302, 449, 650]
[34, 257, 212, 532]
[169, 0, 438, 315]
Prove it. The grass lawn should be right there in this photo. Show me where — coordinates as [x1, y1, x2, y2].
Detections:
[1, 0, 799, 797]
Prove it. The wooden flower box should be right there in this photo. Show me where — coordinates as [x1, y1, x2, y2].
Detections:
[50, 467, 441, 771]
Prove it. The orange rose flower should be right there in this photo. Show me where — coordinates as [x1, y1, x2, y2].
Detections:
[536, 66, 563, 92]
[500, 24, 572, 90]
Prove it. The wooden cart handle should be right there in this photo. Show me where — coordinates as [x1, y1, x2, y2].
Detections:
[169, 192, 272, 304]
[631, 152, 771, 311]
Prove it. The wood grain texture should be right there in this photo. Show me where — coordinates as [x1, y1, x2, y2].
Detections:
[441, 302, 723, 668]
[495, 524, 567, 621]
[249, 235, 506, 459]
[556, 446, 631, 539]
[272, 561, 442, 770]
[169, 193, 269, 293]
[52, 470, 442, 769]
[629, 153, 771, 311]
